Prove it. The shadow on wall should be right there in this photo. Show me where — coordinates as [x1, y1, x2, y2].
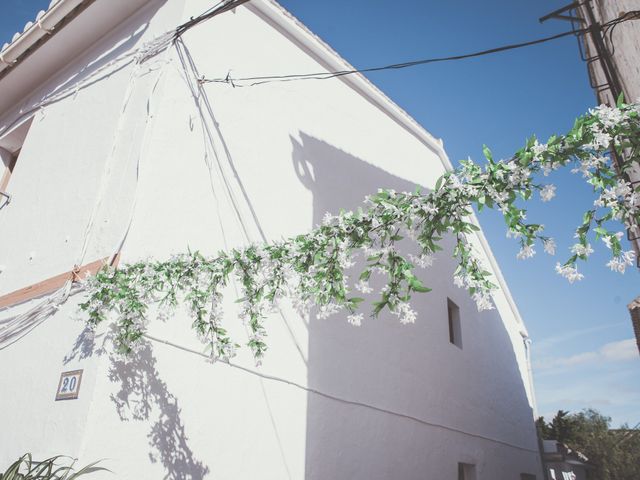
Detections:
[65, 328, 209, 480]
[291, 132, 534, 479]
[59, 131, 533, 479]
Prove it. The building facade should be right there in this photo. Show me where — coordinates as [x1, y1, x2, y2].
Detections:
[0, 1, 542, 478]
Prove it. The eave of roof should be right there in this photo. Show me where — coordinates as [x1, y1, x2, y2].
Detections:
[0, 0, 96, 82]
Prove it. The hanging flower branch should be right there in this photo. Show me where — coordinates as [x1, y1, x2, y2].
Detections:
[80, 100, 640, 363]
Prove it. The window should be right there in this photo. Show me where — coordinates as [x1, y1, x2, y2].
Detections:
[457, 463, 476, 480]
[0, 147, 16, 208]
[448, 298, 462, 348]
[521, 474, 537, 480]
[0, 117, 33, 208]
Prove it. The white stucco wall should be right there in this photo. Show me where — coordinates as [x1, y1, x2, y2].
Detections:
[0, 1, 542, 478]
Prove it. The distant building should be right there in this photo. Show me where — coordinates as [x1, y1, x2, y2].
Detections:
[542, 440, 593, 480]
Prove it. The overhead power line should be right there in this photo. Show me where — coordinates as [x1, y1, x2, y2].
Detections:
[201, 10, 639, 87]
[175, 0, 251, 39]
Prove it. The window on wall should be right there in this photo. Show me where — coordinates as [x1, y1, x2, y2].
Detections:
[0, 117, 33, 208]
[457, 463, 476, 480]
[448, 298, 462, 348]
[0, 148, 17, 208]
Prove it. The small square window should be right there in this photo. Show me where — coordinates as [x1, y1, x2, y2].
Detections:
[0, 148, 16, 208]
[458, 462, 476, 480]
[448, 298, 462, 348]
[0, 117, 33, 208]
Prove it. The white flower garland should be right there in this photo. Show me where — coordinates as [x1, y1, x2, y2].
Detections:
[81, 101, 640, 363]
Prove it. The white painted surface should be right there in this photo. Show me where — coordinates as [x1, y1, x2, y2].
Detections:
[0, 1, 542, 478]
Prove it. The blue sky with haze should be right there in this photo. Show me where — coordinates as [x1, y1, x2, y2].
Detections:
[2, 0, 638, 426]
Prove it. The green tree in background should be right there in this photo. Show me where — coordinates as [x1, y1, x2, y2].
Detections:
[537, 409, 640, 480]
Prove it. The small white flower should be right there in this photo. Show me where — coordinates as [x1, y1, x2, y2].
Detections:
[322, 212, 334, 226]
[516, 245, 536, 260]
[594, 130, 612, 148]
[338, 254, 355, 269]
[606, 250, 636, 273]
[422, 202, 438, 216]
[571, 243, 594, 257]
[355, 280, 373, 294]
[347, 313, 363, 327]
[472, 291, 494, 311]
[539, 184, 556, 202]
[394, 303, 417, 325]
[602, 231, 624, 249]
[590, 104, 625, 129]
[449, 174, 464, 189]
[506, 229, 523, 239]
[543, 238, 556, 255]
[555, 262, 584, 283]
[409, 253, 434, 268]
[532, 140, 548, 159]
[317, 303, 340, 319]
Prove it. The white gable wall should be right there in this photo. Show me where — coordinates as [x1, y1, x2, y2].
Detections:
[0, 1, 542, 478]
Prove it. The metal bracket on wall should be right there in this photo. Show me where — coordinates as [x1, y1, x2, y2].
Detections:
[0, 190, 10, 209]
[628, 181, 640, 262]
[539, 2, 584, 24]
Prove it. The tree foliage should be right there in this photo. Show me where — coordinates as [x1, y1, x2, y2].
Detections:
[538, 409, 640, 480]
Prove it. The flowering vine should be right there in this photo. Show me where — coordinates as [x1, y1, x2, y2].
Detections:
[80, 100, 640, 363]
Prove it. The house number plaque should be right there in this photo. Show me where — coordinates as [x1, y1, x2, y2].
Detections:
[55, 369, 83, 401]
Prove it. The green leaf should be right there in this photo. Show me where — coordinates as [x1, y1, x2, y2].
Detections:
[372, 300, 387, 316]
[482, 145, 493, 162]
[411, 284, 432, 293]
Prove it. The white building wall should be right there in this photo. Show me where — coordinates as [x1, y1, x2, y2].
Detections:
[0, 1, 542, 478]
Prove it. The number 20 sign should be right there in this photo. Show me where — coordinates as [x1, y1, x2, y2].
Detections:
[55, 370, 83, 401]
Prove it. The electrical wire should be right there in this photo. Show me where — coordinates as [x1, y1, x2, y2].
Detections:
[201, 10, 640, 88]
[0, 0, 245, 139]
[142, 332, 539, 454]
[0, 37, 173, 351]
[603, 10, 640, 57]
[174, 0, 251, 39]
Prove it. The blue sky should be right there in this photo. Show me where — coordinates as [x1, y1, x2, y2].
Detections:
[2, 0, 638, 427]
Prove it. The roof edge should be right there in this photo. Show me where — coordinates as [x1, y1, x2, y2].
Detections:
[245, 0, 451, 165]
[0, 0, 96, 81]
